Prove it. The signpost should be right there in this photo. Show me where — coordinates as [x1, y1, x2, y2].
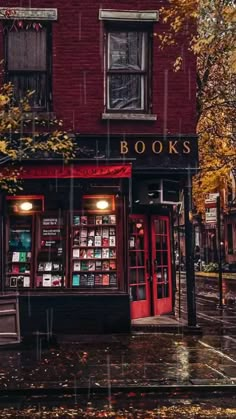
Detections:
[205, 193, 223, 308]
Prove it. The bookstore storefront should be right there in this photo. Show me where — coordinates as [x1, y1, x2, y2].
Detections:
[1, 135, 198, 335]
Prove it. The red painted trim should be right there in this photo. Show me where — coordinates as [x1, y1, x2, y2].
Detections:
[19, 164, 132, 179]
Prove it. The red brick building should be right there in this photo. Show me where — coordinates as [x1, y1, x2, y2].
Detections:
[0, 1, 198, 335]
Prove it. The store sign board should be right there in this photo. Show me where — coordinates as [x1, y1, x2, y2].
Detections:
[205, 193, 219, 205]
[205, 208, 217, 224]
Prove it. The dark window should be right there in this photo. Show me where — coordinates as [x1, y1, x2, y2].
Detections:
[106, 27, 150, 111]
[5, 24, 51, 111]
[227, 224, 233, 254]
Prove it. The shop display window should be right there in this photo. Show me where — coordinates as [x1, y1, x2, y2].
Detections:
[6, 216, 33, 288]
[70, 211, 118, 288]
[35, 213, 65, 288]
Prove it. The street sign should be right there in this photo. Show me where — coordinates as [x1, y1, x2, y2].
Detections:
[205, 193, 219, 224]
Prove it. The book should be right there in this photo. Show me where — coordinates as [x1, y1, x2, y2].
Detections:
[51, 275, 61, 287]
[10, 276, 17, 287]
[109, 215, 116, 224]
[102, 215, 109, 224]
[81, 216, 87, 225]
[102, 274, 109, 285]
[20, 252, 27, 262]
[44, 262, 52, 272]
[95, 260, 102, 270]
[94, 248, 101, 258]
[73, 261, 81, 271]
[73, 248, 80, 258]
[26, 252, 31, 262]
[109, 227, 116, 236]
[73, 230, 80, 240]
[73, 216, 80, 225]
[87, 237, 94, 247]
[109, 260, 116, 270]
[38, 263, 45, 272]
[102, 228, 109, 238]
[88, 228, 95, 237]
[80, 229, 87, 237]
[81, 261, 88, 271]
[80, 274, 88, 286]
[95, 236, 101, 246]
[102, 237, 109, 247]
[95, 227, 102, 236]
[20, 264, 30, 274]
[87, 248, 94, 258]
[88, 262, 95, 271]
[109, 236, 116, 247]
[17, 276, 24, 287]
[109, 249, 116, 258]
[12, 252, 20, 262]
[12, 265, 20, 274]
[95, 274, 103, 285]
[72, 274, 80, 286]
[79, 237, 87, 247]
[36, 276, 43, 287]
[52, 263, 60, 271]
[110, 273, 117, 286]
[87, 274, 95, 286]
[87, 216, 95, 225]
[23, 276, 30, 287]
[80, 249, 87, 258]
[96, 216, 103, 225]
[102, 248, 109, 258]
[102, 260, 109, 271]
[43, 274, 52, 287]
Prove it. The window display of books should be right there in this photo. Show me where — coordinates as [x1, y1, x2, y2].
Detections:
[7, 221, 32, 288]
[71, 213, 117, 288]
[36, 215, 64, 287]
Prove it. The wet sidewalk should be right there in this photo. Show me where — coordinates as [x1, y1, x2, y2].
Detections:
[0, 333, 236, 392]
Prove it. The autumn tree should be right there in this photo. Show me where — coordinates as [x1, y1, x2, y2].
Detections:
[160, 0, 236, 213]
[0, 7, 75, 191]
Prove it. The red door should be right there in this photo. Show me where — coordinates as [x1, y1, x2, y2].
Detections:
[151, 215, 172, 315]
[129, 215, 172, 319]
[129, 215, 151, 319]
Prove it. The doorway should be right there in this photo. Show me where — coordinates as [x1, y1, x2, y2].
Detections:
[129, 214, 172, 319]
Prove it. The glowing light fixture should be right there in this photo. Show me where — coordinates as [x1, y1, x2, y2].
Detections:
[19, 201, 33, 211]
[96, 200, 109, 210]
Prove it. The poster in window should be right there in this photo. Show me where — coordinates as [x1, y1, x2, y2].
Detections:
[9, 229, 31, 252]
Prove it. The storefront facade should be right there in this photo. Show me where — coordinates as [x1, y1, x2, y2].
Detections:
[0, 2, 198, 334]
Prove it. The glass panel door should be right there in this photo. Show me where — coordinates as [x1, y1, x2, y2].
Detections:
[151, 216, 172, 315]
[129, 215, 150, 319]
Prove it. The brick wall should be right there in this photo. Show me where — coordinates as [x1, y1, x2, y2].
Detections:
[0, 0, 196, 135]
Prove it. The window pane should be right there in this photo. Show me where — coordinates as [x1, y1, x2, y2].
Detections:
[8, 30, 47, 71]
[9, 73, 47, 109]
[109, 32, 144, 70]
[108, 74, 142, 110]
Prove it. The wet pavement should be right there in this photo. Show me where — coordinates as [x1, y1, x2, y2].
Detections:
[0, 273, 236, 416]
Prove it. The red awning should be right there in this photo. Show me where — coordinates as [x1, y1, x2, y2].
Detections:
[20, 164, 132, 179]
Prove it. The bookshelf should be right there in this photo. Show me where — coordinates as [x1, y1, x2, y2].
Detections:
[6, 216, 33, 288]
[35, 213, 65, 287]
[70, 213, 118, 288]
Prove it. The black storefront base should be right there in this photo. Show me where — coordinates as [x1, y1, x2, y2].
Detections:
[19, 293, 130, 336]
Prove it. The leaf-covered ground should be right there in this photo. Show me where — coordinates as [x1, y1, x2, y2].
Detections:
[1, 404, 236, 418]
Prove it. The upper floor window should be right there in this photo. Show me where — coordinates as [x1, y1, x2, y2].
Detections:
[4, 22, 51, 111]
[106, 27, 150, 113]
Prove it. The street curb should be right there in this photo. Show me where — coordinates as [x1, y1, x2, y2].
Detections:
[0, 384, 236, 399]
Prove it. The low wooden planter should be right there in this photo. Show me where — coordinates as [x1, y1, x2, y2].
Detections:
[0, 293, 20, 345]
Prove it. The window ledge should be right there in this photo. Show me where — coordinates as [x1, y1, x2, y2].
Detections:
[102, 113, 157, 121]
[23, 112, 56, 121]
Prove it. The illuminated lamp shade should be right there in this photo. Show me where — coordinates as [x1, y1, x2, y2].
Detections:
[19, 201, 33, 211]
[96, 200, 109, 210]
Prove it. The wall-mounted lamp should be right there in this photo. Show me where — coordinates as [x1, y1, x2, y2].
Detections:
[6, 195, 44, 214]
[96, 200, 109, 210]
[19, 201, 33, 212]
